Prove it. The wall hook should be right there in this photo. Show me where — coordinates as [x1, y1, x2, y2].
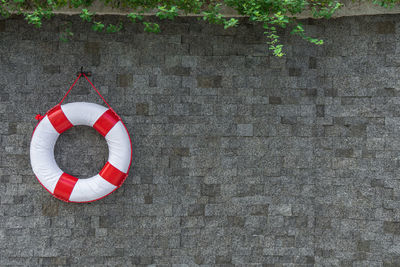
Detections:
[76, 66, 92, 77]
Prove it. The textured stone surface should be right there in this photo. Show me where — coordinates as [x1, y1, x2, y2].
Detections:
[1, 13, 400, 266]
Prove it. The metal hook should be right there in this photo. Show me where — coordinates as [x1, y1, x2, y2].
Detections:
[76, 66, 92, 77]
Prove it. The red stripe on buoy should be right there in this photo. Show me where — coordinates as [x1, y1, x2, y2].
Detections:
[99, 162, 127, 187]
[53, 173, 78, 201]
[93, 109, 120, 137]
[47, 105, 73, 134]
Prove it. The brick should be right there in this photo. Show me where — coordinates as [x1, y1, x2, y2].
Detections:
[13, 196, 23, 204]
[306, 88, 317, 97]
[144, 195, 153, 204]
[201, 184, 221, 197]
[249, 204, 269, 216]
[42, 201, 59, 217]
[227, 216, 245, 227]
[377, 21, 395, 34]
[196, 75, 222, 88]
[136, 103, 149, 115]
[324, 88, 337, 97]
[237, 124, 253, 136]
[371, 179, 384, 188]
[215, 255, 231, 264]
[384, 221, 400, 234]
[289, 68, 301, 77]
[173, 147, 189, 156]
[84, 42, 100, 53]
[188, 204, 205, 216]
[0, 21, 5, 32]
[281, 116, 297, 125]
[309, 57, 317, 69]
[350, 125, 367, 137]
[8, 123, 17, 134]
[117, 74, 132, 87]
[335, 148, 353, 158]
[149, 75, 157, 87]
[357, 240, 370, 252]
[305, 256, 315, 264]
[140, 176, 153, 184]
[316, 105, 325, 117]
[163, 66, 191, 76]
[43, 65, 60, 74]
[99, 216, 115, 228]
[269, 96, 282, 105]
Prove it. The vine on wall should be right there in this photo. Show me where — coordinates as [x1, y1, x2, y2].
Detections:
[0, 0, 396, 56]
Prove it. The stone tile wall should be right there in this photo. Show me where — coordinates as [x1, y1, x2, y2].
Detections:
[0, 14, 400, 266]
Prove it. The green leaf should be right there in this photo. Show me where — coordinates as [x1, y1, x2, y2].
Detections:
[59, 22, 74, 42]
[223, 18, 238, 29]
[127, 13, 143, 23]
[79, 8, 93, 22]
[106, 22, 123, 33]
[156, 5, 178, 20]
[92, 21, 104, 32]
[143, 22, 160, 33]
[12, 0, 360, 57]
[24, 13, 42, 27]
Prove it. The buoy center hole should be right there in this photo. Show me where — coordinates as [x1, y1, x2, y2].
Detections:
[55, 126, 108, 178]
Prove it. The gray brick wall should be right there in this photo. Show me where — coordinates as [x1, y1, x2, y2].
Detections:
[1, 13, 400, 266]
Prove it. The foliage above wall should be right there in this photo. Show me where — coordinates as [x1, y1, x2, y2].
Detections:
[0, 0, 396, 56]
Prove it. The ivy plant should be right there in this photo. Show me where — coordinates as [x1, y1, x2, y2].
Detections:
[0, 0, 397, 56]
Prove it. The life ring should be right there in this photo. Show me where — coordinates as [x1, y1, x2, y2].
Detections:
[30, 102, 132, 203]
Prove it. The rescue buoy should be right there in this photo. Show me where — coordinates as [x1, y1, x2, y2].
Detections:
[30, 102, 132, 202]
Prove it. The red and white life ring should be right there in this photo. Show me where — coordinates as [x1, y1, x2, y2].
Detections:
[30, 102, 132, 202]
